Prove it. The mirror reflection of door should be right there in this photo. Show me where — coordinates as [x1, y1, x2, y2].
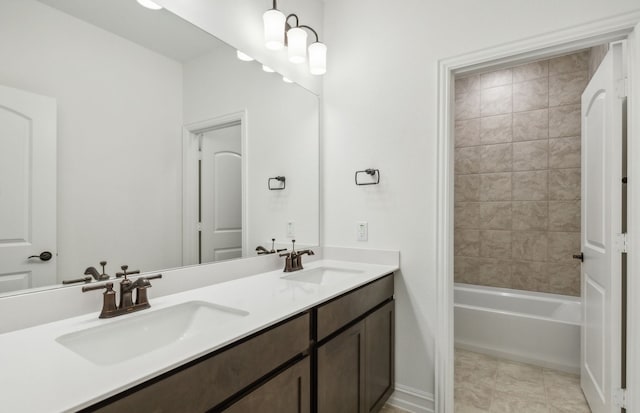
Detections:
[0, 85, 56, 293]
[199, 122, 242, 263]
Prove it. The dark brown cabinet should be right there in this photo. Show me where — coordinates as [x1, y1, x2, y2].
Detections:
[223, 357, 310, 413]
[317, 300, 395, 413]
[85, 273, 394, 413]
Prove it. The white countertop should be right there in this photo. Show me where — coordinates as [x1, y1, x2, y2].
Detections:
[0, 259, 397, 412]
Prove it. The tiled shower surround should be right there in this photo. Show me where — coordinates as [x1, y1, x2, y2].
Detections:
[453, 51, 589, 296]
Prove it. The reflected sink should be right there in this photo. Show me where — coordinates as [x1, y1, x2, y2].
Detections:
[281, 267, 364, 285]
[56, 301, 249, 365]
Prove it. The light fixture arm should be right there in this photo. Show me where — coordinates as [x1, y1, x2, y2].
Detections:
[285, 13, 299, 29]
[298, 24, 320, 43]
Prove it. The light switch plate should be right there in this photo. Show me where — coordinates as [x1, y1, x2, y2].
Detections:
[357, 221, 368, 241]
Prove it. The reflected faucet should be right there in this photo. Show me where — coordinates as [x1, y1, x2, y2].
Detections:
[256, 238, 287, 255]
[84, 261, 110, 281]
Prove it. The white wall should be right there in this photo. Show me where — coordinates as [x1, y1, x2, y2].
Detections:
[322, 0, 640, 405]
[0, 0, 183, 281]
[156, 0, 324, 95]
[183, 46, 319, 250]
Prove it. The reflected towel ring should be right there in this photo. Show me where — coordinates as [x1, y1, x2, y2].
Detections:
[268, 176, 286, 190]
[355, 169, 380, 186]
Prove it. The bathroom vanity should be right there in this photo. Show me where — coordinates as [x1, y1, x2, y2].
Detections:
[0, 256, 397, 413]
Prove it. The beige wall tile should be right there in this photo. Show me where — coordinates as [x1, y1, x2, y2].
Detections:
[549, 71, 589, 107]
[456, 202, 481, 229]
[480, 230, 512, 259]
[481, 69, 513, 89]
[513, 109, 548, 142]
[512, 60, 548, 83]
[513, 78, 548, 112]
[513, 201, 548, 231]
[589, 45, 609, 79]
[512, 231, 547, 261]
[455, 90, 481, 120]
[549, 104, 580, 137]
[455, 256, 482, 284]
[512, 261, 549, 292]
[549, 201, 580, 231]
[455, 75, 481, 95]
[548, 262, 581, 296]
[481, 143, 512, 173]
[455, 174, 481, 202]
[549, 51, 589, 75]
[480, 202, 512, 230]
[549, 168, 581, 200]
[549, 136, 580, 169]
[481, 85, 512, 116]
[513, 140, 548, 171]
[512, 171, 548, 201]
[548, 232, 580, 263]
[480, 173, 512, 201]
[455, 146, 482, 174]
[456, 118, 481, 147]
[480, 114, 512, 145]
[478, 258, 512, 288]
[455, 229, 481, 257]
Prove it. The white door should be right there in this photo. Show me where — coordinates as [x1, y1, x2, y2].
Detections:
[580, 44, 625, 413]
[0, 85, 56, 293]
[200, 123, 242, 263]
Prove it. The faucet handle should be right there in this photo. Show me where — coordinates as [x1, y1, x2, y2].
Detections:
[82, 281, 114, 293]
[116, 265, 140, 279]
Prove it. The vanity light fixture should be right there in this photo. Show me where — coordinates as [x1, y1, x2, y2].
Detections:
[136, 0, 163, 10]
[263, 0, 286, 50]
[263, 1, 327, 75]
[236, 51, 254, 62]
[262, 65, 275, 73]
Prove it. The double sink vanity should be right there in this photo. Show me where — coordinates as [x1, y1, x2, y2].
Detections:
[0, 249, 398, 412]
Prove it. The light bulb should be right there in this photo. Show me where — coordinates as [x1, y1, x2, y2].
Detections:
[308, 42, 327, 75]
[136, 0, 162, 10]
[287, 27, 308, 64]
[236, 51, 254, 62]
[262, 65, 275, 73]
[263, 9, 285, 50]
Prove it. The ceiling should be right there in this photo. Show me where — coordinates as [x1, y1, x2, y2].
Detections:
[37, 0, 225, 62]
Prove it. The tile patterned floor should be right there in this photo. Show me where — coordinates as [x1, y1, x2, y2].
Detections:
[455, 349, 591, 413]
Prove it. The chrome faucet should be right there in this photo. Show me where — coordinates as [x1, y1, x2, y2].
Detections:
[82, 265, 162, 318]
[279, 240, 315, 272]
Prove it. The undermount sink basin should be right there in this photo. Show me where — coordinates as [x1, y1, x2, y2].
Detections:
[56, 301, 249, 365]
[281, 266, 364, 285]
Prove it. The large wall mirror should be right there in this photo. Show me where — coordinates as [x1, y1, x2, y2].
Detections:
[0, 0, 319, 297]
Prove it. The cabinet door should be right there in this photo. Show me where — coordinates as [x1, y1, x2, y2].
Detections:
[222, 357, 310, 413]
[365, 300, 395, 413]
[317, 322, 366, 413]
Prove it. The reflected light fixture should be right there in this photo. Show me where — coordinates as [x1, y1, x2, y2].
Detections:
[136, 0, 163, 10]
[282, 77, 293, 83]
[263, 2, 327, 75]
[262, 65, 275, 73]
[236, 50, 254, 62]
[263, 0, 285, 50]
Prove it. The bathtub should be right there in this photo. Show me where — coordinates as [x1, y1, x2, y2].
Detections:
[454, 283, 581, 373]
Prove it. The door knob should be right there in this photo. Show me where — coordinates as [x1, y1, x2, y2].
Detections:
[572, 253, 584, 262]
[27, 251, 53, 261]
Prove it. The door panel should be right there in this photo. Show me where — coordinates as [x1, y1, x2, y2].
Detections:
[0, 85, 56, 292]
[200, 123, 242, 263]
[580, 44, 624, 413]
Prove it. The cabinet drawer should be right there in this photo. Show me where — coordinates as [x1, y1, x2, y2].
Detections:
[316, 274, 393, 341]
[93, 312, 310, 413]
[223, 357, 310, 413]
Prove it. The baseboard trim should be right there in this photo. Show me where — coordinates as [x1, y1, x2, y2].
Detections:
[386, 384, 434, 413]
